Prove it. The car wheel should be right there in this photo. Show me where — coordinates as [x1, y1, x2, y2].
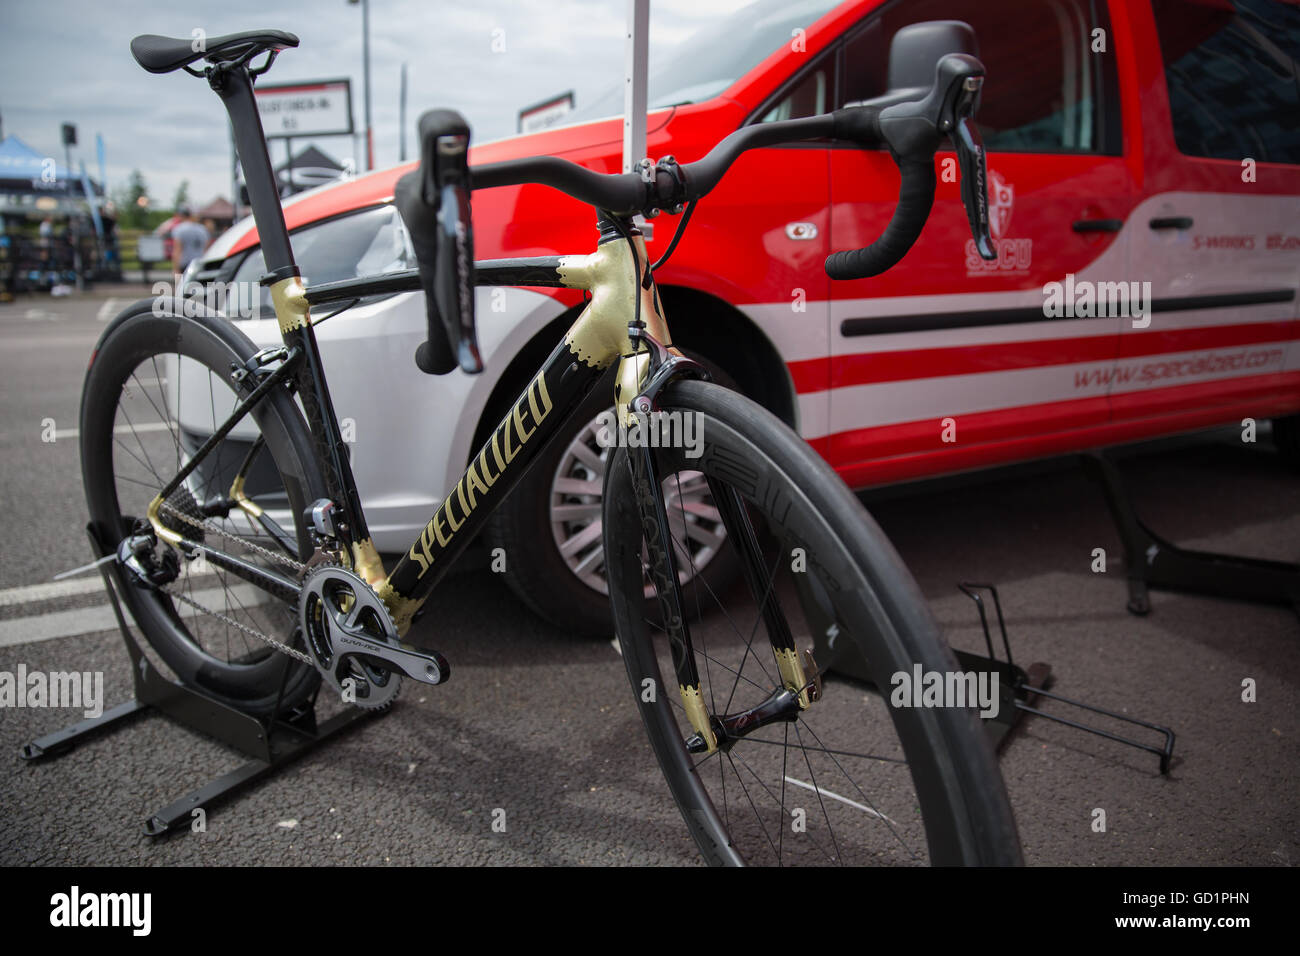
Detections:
[482, 354, 738, 636]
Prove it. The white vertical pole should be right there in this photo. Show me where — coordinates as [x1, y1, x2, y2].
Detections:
[622, 0, 650, 175]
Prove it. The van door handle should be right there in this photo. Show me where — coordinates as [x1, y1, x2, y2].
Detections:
[1149, 216, 1193, 230]
[1073, 218, 1123, 233]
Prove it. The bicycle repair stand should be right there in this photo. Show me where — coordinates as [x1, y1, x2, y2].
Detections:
[1081, 450, 1300, 616]
[19, 523, 383, 836]
[816, 583, 1175, 773]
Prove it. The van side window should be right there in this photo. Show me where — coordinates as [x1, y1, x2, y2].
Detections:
[757, 49, 834, 123]
[1152, 0, 1300, 165]
[841, 0, 1121, 155]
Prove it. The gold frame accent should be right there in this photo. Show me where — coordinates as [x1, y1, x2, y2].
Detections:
[556, 233, 674, 428]
[679, 684, 717, 754]
[146, 494, 183, 547]
[376, 581, 421, 634]
[229, 473, 264, 518]
[349, 537, 388, 589]
[775, 647, 812, 710]
[269, 274, 310, 334]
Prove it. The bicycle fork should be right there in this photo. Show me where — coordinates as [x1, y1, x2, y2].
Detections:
[624, 343, 817, 757]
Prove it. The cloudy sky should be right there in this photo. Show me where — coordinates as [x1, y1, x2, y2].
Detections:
[0, 0, 749, 207]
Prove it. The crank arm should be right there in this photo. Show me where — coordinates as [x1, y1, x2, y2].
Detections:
[332, 631, 450, 686]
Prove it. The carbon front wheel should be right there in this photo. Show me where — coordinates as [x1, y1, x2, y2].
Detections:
[603, 380, 1021, 866]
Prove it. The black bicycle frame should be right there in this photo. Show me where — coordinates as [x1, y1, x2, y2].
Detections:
[154, 55, 818, 752]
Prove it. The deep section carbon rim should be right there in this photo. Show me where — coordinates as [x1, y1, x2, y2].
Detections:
[604, 380, 1020, 866]
[81, 307, 322, 712]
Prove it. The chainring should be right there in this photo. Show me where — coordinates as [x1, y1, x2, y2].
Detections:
[299, 563, 402, 710]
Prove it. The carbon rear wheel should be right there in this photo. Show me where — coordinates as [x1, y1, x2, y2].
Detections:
[603, 380, 1022, 865]
[80, 299, 324, 715]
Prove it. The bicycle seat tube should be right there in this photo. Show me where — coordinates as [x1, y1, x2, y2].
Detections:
[204, 59, 383, 583]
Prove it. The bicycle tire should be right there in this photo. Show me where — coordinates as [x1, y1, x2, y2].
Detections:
[603, 379, 1022, 865]
[81, 298, 324, 715]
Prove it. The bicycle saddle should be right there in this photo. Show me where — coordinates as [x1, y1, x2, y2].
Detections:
[130, 30, 298, 74]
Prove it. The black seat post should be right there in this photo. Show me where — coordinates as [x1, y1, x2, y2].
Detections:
[209, 63, 295, 278]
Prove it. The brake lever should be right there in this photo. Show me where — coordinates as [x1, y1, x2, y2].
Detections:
[430, 133, 482, 374]
[943, 73, 996, 261]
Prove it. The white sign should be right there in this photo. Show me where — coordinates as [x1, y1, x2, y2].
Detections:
[136, 235, 165, 263]
[518, 92, 574, 135]
[255, 79, 354, 139]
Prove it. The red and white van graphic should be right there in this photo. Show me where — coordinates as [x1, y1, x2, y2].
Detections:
[192, 0, 1300, 631]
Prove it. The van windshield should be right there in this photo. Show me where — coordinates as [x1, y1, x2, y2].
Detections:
[567, 0, 841, 122]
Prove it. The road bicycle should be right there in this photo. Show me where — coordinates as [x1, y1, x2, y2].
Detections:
[82, 24, 1020, 865]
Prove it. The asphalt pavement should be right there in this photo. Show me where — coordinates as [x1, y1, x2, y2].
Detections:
[0, 288, 1296, 866]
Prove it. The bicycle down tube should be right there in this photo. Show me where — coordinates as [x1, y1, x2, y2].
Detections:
[375, 225, 671, 632]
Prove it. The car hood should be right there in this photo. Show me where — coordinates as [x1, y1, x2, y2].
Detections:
[208, 107, 675, 261]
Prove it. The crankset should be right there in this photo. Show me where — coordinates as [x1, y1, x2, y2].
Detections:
[299, 564, 449, 710]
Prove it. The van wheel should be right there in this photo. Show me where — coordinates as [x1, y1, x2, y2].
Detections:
[483, 354, 737, 637]
[1273, 414, 1300, 470]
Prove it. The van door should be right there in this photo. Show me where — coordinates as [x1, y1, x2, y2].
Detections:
[826, 0, 1135, 486]
[1115, 0, 1300, 430]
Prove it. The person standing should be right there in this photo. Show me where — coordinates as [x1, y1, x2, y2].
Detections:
[170, 205, 210, 276]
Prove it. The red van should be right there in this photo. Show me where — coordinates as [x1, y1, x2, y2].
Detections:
[190, 0, 1300, 633]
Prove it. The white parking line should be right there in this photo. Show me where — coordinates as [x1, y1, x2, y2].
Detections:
[24, 308, 64, 322]
[0, 576, 110, 607]
[0, 583, 271, 648]
[51, 420, 173, 441]
[97, 298, 123, 321]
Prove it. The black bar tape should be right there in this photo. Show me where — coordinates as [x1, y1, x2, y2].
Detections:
[471, 158, 646, 214]
[824, 157, 935, 280]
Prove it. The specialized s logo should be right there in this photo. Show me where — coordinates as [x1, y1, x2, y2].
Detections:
[966, 169, 1032, 274]
[408, 369, 553, 577]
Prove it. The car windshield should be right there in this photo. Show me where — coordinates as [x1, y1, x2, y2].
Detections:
[567, 0, 841, 121]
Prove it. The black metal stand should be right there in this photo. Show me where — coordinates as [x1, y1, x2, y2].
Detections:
[811, 582, 1174, 774]
[954, 584, 1174, 774]
[1081, 451, 1300, 616]
[19, 524, 381, 836]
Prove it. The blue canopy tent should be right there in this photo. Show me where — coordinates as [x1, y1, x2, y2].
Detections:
[0, 135, 117, 292]
[0, 135, 78, 194]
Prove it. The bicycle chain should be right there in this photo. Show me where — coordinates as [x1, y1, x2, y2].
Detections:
[160, 500, 308, 575]
[154, 500, 315, 665]
[157, 578, 316, 666]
